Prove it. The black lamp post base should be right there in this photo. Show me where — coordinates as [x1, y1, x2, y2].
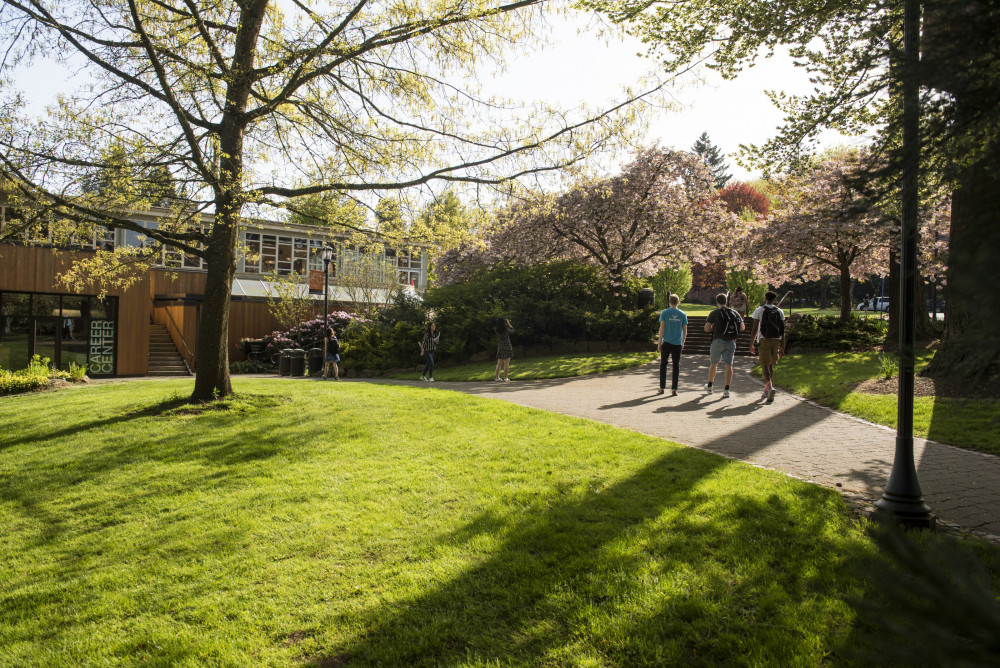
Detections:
[873, 496, 936, 530]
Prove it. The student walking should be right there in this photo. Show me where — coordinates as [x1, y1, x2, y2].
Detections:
[323, 327, 340, 380]
[494, 317, 514, 382]
[704, 293, 744, 398]
[419, 321, 440, 381]
[656, 293, 687, 396]
[730, 286, 748, 319]
[749, 291, 787, 404]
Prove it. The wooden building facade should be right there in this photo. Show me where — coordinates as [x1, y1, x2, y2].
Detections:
[0, 212, 428, 377]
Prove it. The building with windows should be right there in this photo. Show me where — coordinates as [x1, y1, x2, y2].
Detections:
[0, 206, 428, 377]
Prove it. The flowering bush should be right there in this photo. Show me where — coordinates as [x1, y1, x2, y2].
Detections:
[258, 311, 366, 361]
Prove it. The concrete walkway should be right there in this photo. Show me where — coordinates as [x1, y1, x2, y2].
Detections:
[390, 358, 1000, 540]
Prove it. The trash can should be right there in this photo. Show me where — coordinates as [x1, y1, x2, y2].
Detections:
[289, 348, 306, 377]
[308, 348, 324, 376]
[278, 348, 292, 376]
[638, 287, 655, 308]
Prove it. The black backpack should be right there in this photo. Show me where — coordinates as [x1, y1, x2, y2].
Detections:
[713, 307, 740, 340]
[760, 305, 785, 339]
[327, 337, 340, 355]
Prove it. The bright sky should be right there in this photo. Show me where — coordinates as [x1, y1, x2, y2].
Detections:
[487, 13, 859, 182]
[10, 9, 858, 186]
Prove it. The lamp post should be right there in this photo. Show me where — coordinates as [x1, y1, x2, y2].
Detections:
[874, 0, 934, 529]
[321, 245, 334, 329]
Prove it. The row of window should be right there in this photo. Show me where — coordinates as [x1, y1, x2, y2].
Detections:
[241, 232, 423, 287]
[5, 223, 425, 288]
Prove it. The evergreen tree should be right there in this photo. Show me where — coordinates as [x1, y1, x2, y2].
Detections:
[692, 132, 732, 189]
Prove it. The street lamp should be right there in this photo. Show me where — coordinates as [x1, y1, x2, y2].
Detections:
[874, 0, 934, 529]
[321, 244, 334, 329]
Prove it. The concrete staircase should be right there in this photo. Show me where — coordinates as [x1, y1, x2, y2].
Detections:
[683, 316, 754, 357]
[148, 323, 192, 376]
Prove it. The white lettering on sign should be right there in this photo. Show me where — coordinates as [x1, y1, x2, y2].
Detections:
[89, 320, 115, 374]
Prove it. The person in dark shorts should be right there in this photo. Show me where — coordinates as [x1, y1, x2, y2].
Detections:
[656, 293, 687, 396]
[323, 327, 340, 380]
[703, 293, 744, 399]
[494, 317, 514, 382]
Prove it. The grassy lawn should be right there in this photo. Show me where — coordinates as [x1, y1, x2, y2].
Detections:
[5, 380, 997, 665]
[387, 351, 658, 381]
[764, 351, 1000, 455]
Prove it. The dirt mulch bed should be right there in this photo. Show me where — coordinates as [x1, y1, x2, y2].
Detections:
[854, 374, 1000, 399]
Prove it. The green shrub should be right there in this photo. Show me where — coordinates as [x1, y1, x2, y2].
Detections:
[649, 264, 693, 308]
[66, 362, 89, 382]
[424, 261, 655, 361]
[877, 354, 899, 379]
[0, 369, 49, 395]
[788, 315, 888, 351]
[229, 360, 270, 374]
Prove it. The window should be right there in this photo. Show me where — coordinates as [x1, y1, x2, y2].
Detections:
[395, 250, 422, 288]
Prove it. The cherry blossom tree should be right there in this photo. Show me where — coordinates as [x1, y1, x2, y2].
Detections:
[749, 151, 893, 321]
[439, 147, 742, 300]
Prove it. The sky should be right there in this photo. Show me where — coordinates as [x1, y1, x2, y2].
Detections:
[486, 14, 859, 182]
[10, 9, 858, 187]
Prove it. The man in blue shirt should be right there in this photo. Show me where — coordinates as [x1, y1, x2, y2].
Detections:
[656, 293, 688, 396]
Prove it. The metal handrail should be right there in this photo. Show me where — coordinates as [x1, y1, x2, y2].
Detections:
[156, 300, 195, 373]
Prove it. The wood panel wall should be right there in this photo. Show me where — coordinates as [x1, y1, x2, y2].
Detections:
[0, 243, 150, 375]
[151, 269, 208, 298]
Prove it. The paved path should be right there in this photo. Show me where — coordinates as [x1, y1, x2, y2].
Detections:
[386, 358, 1000, 539]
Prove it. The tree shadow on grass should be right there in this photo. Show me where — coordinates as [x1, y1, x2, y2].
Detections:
[0, 392, 289, 450]
[305, 406, 869, 667]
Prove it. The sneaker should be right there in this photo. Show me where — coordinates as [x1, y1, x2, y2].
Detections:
[722, 389, 730, 399]
[420, 375, 426, 381]
[428, 377, 435, 382]
[503, 377, 511, 382]
[657, 388, 665, 395]
[334, 376, 340, 381]
[767, 388, 776, 403]
[703, 384, 713, 394]
[671, 390, 678, 397]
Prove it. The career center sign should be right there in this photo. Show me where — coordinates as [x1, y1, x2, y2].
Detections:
[89, 320, 116, 375]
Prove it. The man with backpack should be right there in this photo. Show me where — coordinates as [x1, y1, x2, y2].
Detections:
[703, 293, 745, 398]
[749, 291, 787, 404]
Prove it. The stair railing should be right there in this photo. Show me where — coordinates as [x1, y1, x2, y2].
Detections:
[154, 300, 195, 374]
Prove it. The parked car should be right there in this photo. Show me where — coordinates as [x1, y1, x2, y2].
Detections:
[856, 296, 890, 312]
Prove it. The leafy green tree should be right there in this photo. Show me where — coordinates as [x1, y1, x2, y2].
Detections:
[692, 132, 731, 189]
[649, 265, 692, 309]
[374, 198, 407, 239]
[264, 271, 316, 332]
[411, 191, 478, 251]
[0, 0, 656, 400]
[287, 192, 368, 231]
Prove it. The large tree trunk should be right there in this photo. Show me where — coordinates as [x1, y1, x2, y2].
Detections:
[887, 239, 936, 342]
[924, 158, 1000, 381]
[191, 218, 240, 401]
[188, 1, 267, 401]
[839, 263, 853, 321]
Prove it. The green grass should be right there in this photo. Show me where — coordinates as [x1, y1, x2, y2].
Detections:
[388, 351, 658, 381]
[6, 380, 998, 665]
[764, 351, 1000, 455]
